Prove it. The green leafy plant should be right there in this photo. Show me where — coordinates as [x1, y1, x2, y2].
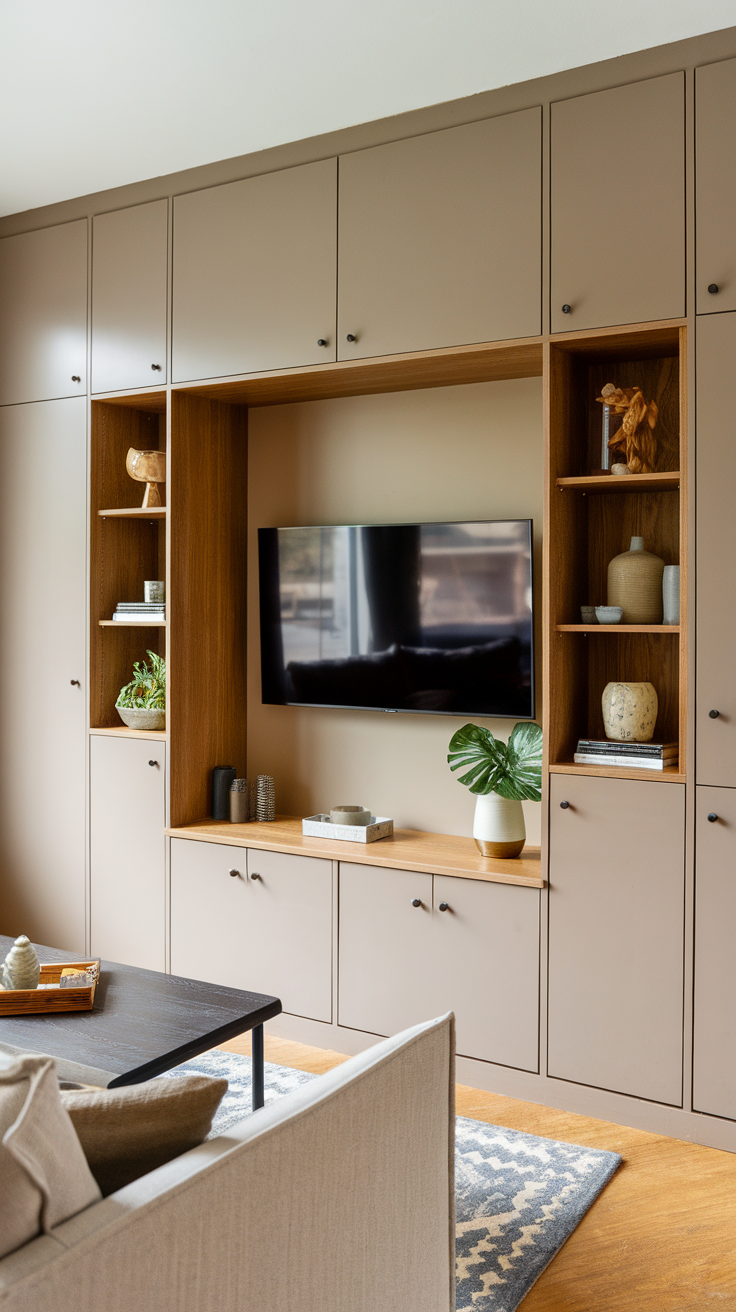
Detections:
[447, 722, 543, 800]
[116, 651, 166, 710]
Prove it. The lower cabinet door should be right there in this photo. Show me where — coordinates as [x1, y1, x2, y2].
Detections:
[90, 736, 166, 971]
[548, 774, 685, 1105]
[693, 786, 736, 1120]
[431, 875, 539, 1072]
[170, 840, 332, 1022]
[338, 863, 434, 1035]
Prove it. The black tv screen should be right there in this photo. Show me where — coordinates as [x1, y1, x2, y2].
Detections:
[258, 519, 534, 718]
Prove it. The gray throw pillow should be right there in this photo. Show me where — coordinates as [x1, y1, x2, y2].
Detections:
[61, 1074, 228, 1196]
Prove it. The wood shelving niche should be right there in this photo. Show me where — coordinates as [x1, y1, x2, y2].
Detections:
[545, 322, 687, 782]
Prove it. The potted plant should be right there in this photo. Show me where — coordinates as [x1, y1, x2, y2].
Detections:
[116, 651, 166, 731]
[447, 721, 543, 858]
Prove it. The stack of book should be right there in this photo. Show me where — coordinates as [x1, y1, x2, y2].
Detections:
[574, 739, 678, 771]
[112, 602, 166, 623]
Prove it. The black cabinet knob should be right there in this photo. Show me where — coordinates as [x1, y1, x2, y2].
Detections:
[71, 375, 81, 382]
[151, 363, 162, 371]
[709, 709, 720, 719]
[251, 872, 261, 881]
[438, 902, 450, 912]
[148, 759, 158, 767]
[70, 679, 80, 686]
[560, 800, 570, 809]
[346, 333, 357, 342]
[707, 813, 718, 823]
[411, 898, 422, 908]
[561, 305, 572, 314]
[228, 868, 240, 878]
[708, 284, 719, 294]
[317, 338, 327, 347]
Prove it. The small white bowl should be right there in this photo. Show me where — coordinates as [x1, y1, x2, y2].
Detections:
[595, 606, 623, 624]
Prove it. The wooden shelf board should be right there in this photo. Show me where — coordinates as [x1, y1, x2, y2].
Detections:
[550, 762, 684, 784]
[550, 318, 685, 356]
[99, 619, 167, 627]
[91, 389, 166, 413]
[556, 472, 681, 494]
[90, 726, 167, 741]
[98, 506, 167, 519]
[166, 817, 546, 887]
[557, 624, 680, 634]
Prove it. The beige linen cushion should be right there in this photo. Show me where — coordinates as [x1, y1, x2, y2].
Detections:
[0, 1052, 101, 1259]
[61, 1073, 228, 1195]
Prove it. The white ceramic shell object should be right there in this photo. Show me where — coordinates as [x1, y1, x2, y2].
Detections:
[601, 681, 658, 742]
[1, 935, 40, 990]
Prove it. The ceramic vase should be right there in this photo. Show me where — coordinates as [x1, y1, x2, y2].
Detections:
[473, 793, 526, 859]
[607, 536, 665, 623]
[601, 681, 658, 742]
[1, 935, 40, 990]
[662, 565, 680, 625]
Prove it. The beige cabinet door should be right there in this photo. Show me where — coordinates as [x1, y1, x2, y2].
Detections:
[170, 839, 332, 1021]
[90, 737, 166, 971]
[0, 399, 87, 949]
[431, 876, 539, 1071]
[551, 74, 685, 333]
[696, 312, 736, 785]
[696, 59, 736, 314]
[548, 774, 685, 1105]
[92, 200, 168, 392]
[338, 863, 434, 1035]
[693, 786, 736, 1119]
[172, 159, 337, 381]
[338, 109, 541, 360]
[0, 221, 87, 405]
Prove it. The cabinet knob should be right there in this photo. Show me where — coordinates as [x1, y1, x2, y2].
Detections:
[559, 800, 570, 809]
[151, 363, 162, 371]
[561, 305, 572, 315]
[709, 709, 720, 719]
[708, 284, 720, 294]
[707, 813, 718, 823]
[411, 898, 422, 908]
[251, 872, 261, 880]
[438, 902, 450, 912]
[317, 339, 327, 347]
[71, 375, 81, 382]
[148, 759, 158, 767]
[228, 868, 241, 878]
[70, 679, 80, 686]
[346, 333, 357, 343]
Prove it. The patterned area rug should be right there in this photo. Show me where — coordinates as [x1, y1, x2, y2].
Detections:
[163, 1050, 620, 1312]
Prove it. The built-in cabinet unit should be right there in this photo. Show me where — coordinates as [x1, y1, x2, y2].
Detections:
[550, 74, 685, 333]
[695, 58, 736, 314]
[90, 735, 166, 971]
[170, 839, 332, 1022]
[696, 312, 736, 784]
[172, 160, 337, 381]
[92, 200, 168, 393]
[0, 398, 87, 949]
[0, 221, 87, 405]
[693, 786, 736, 1120]
[338, 110, 542, 359]
[338, 863, 539, 1071]
[548, 773, 685, 1105]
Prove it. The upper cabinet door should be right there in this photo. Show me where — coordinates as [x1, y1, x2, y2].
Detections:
[696, 59, 736, 314]
[172, 159, 337, 382]
[338, 110, 541, 360]
[551, 74, 685, 333]
[92, 200, 168, 393]
[0, 220, 87, 405]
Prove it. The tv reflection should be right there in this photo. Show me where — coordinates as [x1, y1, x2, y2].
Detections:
[258, 520, 534, 718]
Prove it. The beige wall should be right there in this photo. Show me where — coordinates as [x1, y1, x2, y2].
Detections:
[247, 376, 543, 842]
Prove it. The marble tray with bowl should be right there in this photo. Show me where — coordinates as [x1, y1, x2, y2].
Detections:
[302, 814, 394, 843]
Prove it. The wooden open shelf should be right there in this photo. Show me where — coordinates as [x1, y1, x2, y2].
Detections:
[99, 506, 167, 519]
[556, 472, 681, 493]
[557, 624, 680, 633]
[166, 817, 546, 888]
[90, 726, 167, 741]
[99, 619, 166, 627]
[551, 762, 684, 784]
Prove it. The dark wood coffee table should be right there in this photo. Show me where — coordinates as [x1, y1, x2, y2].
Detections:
[0, 937, 281, 1110]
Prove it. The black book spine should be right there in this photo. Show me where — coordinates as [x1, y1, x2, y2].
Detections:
[212, 766, 236, 821]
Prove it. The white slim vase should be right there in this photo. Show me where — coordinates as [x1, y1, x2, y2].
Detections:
[473, 793, 526, 859]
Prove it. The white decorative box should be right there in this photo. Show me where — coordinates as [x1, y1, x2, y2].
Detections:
[302, 814, 394, 843]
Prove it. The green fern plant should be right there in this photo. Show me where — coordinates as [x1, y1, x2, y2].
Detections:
[447, 722, 543, 801]
[116, 651, 166, 710]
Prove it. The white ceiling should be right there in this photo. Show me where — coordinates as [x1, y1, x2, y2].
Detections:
[2, 0, 736, 217]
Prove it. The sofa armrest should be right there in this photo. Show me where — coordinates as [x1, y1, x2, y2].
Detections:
[0, 1013, 456, 1312]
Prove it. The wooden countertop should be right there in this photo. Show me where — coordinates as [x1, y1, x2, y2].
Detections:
[166, 817, 545, 888]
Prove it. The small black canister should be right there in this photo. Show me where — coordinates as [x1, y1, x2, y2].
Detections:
[212, 766, 236, 821]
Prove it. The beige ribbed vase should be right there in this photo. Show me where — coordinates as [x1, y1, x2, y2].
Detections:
[607, 536, 665, 623]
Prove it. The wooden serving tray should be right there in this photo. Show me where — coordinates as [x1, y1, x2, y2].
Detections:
[0, 960, 100, 1016]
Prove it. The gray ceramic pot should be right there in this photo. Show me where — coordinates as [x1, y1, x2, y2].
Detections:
[116, 705, 166, 731]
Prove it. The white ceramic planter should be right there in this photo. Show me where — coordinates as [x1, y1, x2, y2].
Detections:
[473, 793, 526, 859]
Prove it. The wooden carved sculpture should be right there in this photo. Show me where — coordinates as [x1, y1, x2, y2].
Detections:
[126, 447, 166, 507]
[595, 383, 659, 474]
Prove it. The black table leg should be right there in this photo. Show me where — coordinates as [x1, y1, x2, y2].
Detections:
[252, 1023, 265, 1111]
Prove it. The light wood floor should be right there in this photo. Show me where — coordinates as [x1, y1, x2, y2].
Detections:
[220, 1032, 736, 1310]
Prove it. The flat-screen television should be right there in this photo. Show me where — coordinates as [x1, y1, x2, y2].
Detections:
[258, 519, 534, 718]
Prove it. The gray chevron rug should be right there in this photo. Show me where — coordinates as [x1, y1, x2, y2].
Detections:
[164, 1050, 620, 1312]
